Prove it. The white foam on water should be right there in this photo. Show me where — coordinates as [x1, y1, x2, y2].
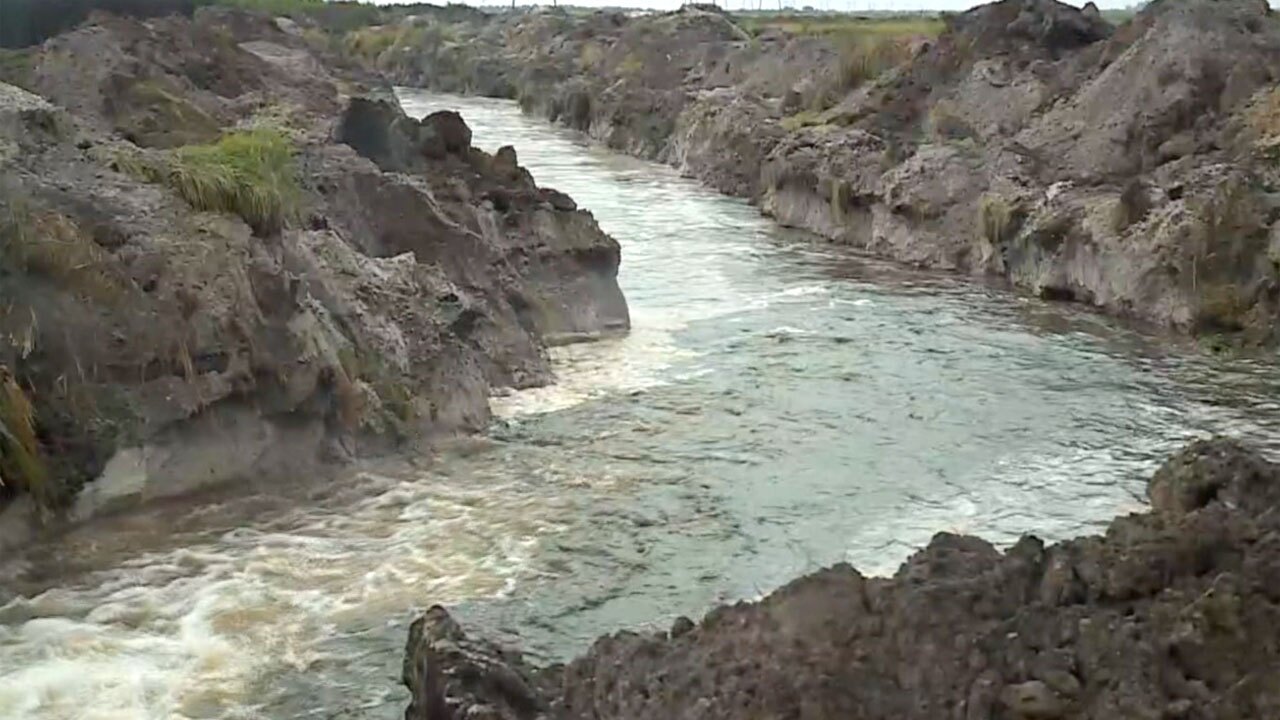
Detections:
[0, 472, 568, 720]
[773, 284, 830, 299]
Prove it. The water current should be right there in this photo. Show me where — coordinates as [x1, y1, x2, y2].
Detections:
[2, 90, 1279, 719]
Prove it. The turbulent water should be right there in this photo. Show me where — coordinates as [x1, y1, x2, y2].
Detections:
[3, 91, 1280, 720]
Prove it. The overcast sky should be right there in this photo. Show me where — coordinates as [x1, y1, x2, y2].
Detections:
[367, 0, 1143, 11]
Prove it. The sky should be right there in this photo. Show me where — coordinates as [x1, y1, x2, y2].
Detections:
[365, 0, 1141, 11]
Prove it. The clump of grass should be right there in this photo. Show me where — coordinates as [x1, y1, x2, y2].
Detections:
[0, 365, 48, 500]
[617, 52, 645, 77]
[978, 194, 1016, 245]
[578, 41, 606, 71]
[121, 129, 300, 236]
[167, 130, 299, 235]
[837, 35, 912, 89]
[735, 13, 943, 41]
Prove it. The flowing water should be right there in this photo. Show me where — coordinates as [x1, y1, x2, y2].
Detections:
[3, 90, 1280, 720]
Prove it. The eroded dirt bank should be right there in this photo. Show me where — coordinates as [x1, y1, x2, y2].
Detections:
[0, 7, 627, 547]
[406, 437, 1280, 720]
[366, 0, 1280, 345]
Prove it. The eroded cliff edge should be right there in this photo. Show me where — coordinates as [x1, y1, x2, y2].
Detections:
[0, 8, 627, 546]
[406, 437, 1280, 720]
[366, 0, 1280, 344]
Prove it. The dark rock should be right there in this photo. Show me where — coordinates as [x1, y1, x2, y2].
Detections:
[1147, 436, 1279, 516]
[669, 616, 695, 638]
[422, 109, 472, 159]
[404, 606, 552, 720]
[539, 188, 577, 212]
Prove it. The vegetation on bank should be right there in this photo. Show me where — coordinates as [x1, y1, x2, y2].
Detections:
[743, 13, 939, 115]
[113, 129, 301, 235]
[733, 12, 944, 42]
[0, 190, 139, 506]
[0, 0, 378, 48]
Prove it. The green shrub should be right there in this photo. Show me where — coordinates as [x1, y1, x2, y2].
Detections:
[168, 129, 299, 234]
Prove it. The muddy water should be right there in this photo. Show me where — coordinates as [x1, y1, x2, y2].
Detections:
[2, 91, 1280, 720]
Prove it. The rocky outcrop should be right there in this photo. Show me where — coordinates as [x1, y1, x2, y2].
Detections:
[373, 0, 1280, 343]
[0, 7, 626, 546]
[405, 437, 1280, 720]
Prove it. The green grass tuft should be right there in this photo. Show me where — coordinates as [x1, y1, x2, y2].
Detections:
[138, 129, 300, 235]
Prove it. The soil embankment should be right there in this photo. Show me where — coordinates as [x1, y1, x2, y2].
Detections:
[369, 0, 1280, 344]
[0, 7, 627, 547]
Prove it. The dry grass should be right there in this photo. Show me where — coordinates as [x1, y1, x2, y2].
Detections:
[1, 197, 128, 304]
[617, 52, 645, 77]
[837, 35, 913, 89]
[780, 109, 828, 132]
[344, 22, 451, 63]
[578, 41, 607, 71]
[978, 194, 1016, 245]
[1243, 85, 1280, 160]
[0, 365, 47, 500]
[736, 13, 943, 41]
